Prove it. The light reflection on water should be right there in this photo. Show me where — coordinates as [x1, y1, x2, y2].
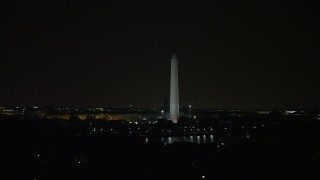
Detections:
[210, 135, 214, 143]
[155, 135, 216, 145]
[143, 133, 277, 145]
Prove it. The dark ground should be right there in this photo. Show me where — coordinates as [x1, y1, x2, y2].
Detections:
[1, 116, 320, 180]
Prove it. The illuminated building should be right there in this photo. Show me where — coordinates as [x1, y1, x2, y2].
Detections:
[170, 53, 179, 123]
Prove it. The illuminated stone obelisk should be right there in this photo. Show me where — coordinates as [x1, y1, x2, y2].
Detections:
[170, 53, 179, 123]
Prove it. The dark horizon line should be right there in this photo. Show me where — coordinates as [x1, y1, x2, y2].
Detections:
[0, 104, 318, 112]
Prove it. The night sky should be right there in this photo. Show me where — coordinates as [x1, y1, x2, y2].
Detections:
[0, 0, 319, 109]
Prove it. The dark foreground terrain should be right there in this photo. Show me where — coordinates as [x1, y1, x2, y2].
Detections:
[1, 115, 320, 180]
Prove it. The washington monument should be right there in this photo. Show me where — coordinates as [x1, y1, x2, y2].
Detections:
[170, 53, 179, 123]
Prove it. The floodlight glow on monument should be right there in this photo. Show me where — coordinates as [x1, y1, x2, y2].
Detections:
[170, 53, 179, 123]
